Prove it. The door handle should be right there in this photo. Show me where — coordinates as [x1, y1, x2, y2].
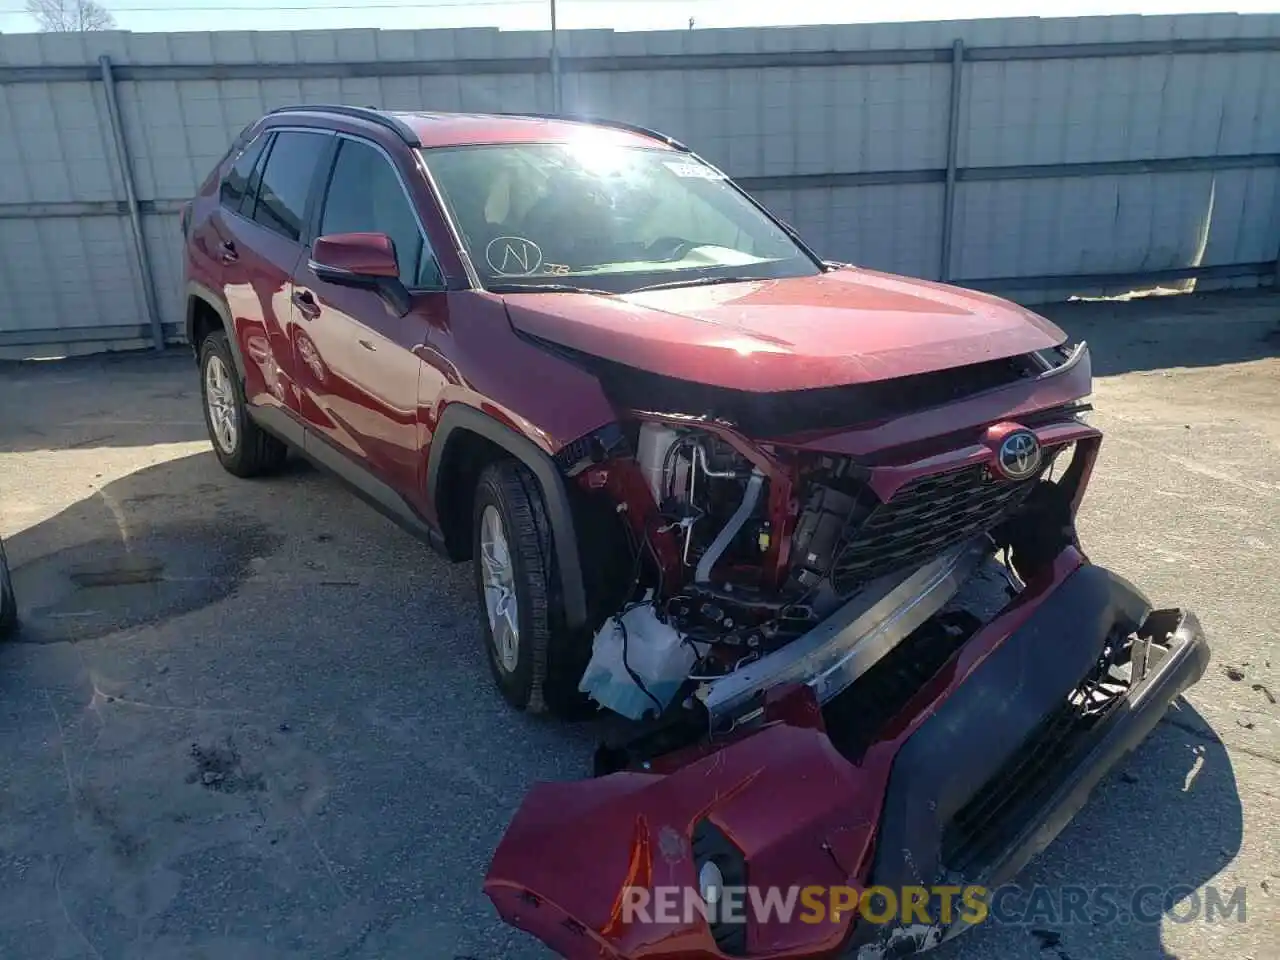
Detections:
[219, 240, 238, 264]
[358, 339, 376, 352]
[292, 289, 321, 320]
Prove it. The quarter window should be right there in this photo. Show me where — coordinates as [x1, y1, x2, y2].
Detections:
[219, 133, 268, 214]
[319, 138, 441, 288]
[250, 130, 329, 242]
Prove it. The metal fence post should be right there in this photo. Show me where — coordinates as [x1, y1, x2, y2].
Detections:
[939, 38, 964, 282]
[99, 54, 165, 351]
[549, 0, 563, 113]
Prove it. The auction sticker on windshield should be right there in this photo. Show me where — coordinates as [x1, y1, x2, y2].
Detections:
[663, 161, 725, 180]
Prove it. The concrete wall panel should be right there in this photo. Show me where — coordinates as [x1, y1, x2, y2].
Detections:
[0, 14, 1277, 353]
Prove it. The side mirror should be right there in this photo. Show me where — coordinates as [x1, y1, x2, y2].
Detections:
[308, 232, 410, 316]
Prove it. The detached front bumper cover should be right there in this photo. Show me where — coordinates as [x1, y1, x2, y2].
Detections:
[485, 559, 1210, 960]
[859, 602, 1209, 957]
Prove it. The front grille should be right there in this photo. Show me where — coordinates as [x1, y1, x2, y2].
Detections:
[830, 464, 1040, 595]
[940, 647, 1130, 874]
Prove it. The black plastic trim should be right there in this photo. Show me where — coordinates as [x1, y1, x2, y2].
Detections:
[267, 103, 422, 146]
[185, 281, 247, 375]
[246, 403, 308, 448]
[692, 819, 749, 955]
[426, 403, 588, 630]
[251, 405, 449, 557]
[865, 564, 1146, 888]
[950, 611, 1208, 901]
[847, 563, 1210, 952]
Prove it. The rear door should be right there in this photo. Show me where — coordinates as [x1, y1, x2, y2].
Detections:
[202, 131, 278, 404]
[218, 128, 332, 423]
[291, 135, 450, 502]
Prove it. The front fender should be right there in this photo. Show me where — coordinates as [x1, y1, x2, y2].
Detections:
[426, 402, 589, 630]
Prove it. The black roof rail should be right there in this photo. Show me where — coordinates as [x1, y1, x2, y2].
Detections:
[266, 104, 421, 147]
[264, 106, 686, 152]
[491, 112, 689, 151]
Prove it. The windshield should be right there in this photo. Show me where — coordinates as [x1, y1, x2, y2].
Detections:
[420, 141, 821, 293]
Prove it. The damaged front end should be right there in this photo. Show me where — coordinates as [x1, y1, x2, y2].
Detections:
[486, 339, 1210, 959]
[566, 341, 1097, 733]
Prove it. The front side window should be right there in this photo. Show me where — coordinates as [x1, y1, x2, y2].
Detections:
[421, 139, 819, 293]
[219, 133, 268, 214]
[319, 138, 441, 288]
[251, 130, 329, 242]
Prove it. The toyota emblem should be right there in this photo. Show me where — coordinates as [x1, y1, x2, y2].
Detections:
[995, 429, 1042, 481]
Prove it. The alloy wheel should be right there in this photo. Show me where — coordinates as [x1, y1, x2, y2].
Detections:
[479, 504, 520, 672]
[204, 354, 239, 455]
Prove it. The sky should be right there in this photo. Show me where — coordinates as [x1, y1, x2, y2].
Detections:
[0, 0, 1275, 35]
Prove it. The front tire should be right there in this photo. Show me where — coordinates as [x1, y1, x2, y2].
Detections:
[472, 460, 593, 719]
[0, 539, 17, 639]
[199, 331, 288, 478]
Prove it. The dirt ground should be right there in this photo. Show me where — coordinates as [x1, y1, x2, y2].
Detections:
[0, 290, 1277, 960]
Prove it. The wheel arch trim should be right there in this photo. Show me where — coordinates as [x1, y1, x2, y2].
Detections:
[186, 281, 248, 379]
[427, 403, 588, 631]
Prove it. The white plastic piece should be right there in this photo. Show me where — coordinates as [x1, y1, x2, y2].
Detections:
[636, 422, 681, 509]
[579, 597, 701, 720]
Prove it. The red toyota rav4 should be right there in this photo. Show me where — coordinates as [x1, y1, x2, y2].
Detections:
[183, 106, 1208, 959]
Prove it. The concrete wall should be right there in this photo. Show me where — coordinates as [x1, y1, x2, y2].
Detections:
[1, 13, 1279, 355]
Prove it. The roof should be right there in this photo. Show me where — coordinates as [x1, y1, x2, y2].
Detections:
[266, 105, 684, 151]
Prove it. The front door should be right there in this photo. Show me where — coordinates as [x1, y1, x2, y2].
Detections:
[291, 135, 450, 503]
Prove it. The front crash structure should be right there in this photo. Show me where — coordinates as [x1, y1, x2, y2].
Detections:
[484, 341, 1210, 959]
[486, 552, 1207, 958]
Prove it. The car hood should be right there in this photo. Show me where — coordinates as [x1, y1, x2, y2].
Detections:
[501, 267, 1067, 392]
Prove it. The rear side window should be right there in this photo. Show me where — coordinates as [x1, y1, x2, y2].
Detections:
[219, 134, 267, 213]
[319, 138, 442, 288]
[251, 130, 329, 242]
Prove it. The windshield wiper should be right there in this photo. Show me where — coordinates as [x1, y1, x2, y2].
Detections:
[485, 282, 616, 296]
[626, 275, 761, 294]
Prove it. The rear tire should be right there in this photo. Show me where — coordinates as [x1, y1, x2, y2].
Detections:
[199, 330, 288, 478]
[0, 539, 17, 639]
[472, 459, 594, 720]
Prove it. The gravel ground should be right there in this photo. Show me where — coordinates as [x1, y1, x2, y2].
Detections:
[0, 289, 1276, 960]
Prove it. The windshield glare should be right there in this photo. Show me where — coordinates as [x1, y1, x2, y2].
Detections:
[420, 141, 820, 293]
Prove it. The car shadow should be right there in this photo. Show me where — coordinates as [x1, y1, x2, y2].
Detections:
[0, 451, 1247, 960]
[0, 449, 609, 959]
[1039, 289, 1280, 377]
